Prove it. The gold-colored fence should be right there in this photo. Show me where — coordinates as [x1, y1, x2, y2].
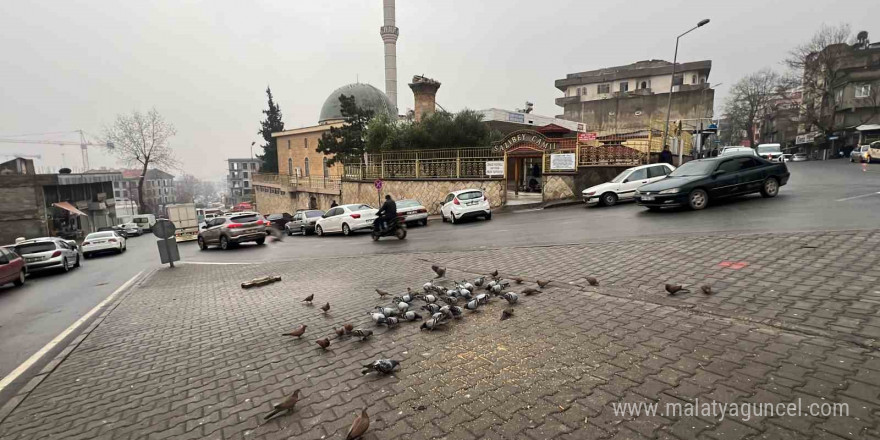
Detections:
[344, 148, 503, 180]
[253, 173, 343, 190]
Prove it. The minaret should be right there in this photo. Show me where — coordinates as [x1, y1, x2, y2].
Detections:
[380, 0, 399, 112]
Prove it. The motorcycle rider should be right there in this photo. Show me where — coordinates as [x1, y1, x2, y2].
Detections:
[375, 194, 397, 232]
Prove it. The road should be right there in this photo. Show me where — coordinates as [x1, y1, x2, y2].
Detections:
[1, 158, 878, 394]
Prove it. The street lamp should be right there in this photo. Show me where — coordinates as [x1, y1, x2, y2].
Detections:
[661, 18, 710, 161]
[250, 141, 256, 159]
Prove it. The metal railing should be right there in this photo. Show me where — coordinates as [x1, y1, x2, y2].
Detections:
[344, 147, 503, 180]
[253, 173, 342, 190]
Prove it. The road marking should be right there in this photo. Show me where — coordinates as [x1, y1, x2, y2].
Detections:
[178, 261, 259, 265]
[835, 192, 880, 202]
[0, 270, 144, 393]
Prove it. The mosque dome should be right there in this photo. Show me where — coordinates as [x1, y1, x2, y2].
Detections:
[318, 83, 398, 124]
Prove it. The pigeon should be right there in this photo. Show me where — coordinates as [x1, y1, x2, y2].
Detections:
[420, 317, 447, 331]
[346, 409, 370, 440]
[383, 317, 400, 328]
[423, 282, 434, 292]
[282, 325, 307, 338]
[522, 287, 540, 296]
[701, 285, 713, 295]
[422, 303, 441, 314]
[475, 293, 490, 305]
[473, 277, 485, 287]
[371, 312, 387, 324]
[352, 329, 373, 341]
[462, 282, 475, 291]
[403, 311, 423, 321]
[302, 294, 314, 304]
[490, 284, 503, 294]
[397, 302, 409, 312]
[502, 292, 519, 305]
[423, 294, 438, 304]
[432, 265, 446, 278]
[465, 300, 481, 311]
[376, 289, 390, 298]
[500, 308, 514, 321]
[665, 284, 688, 295]
[536, 280, 551, 289]
[448, 306, 464, 319]
[316, 338, 330, 349]
[513, 277, 524, 284]
[443, 296, 459, 305]
[377, 306, 398, 317]
[263, 389, 301, 420]
[438, 305, 451, 317]
[586, 276, 599, 286]
[335, 328, 345, 338]
[343, 324, 353, 334]
[399, 293, 415, 303]
[458, 289, 472, 300]
[490, 269, 499, 278]
[362, 359, 400, 375]
[320, 302, 330, 313]
[431, 312, 446, 322]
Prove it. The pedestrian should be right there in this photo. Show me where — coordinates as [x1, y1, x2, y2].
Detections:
[659, 146, 674, 165]
[330, 200, 338, 208]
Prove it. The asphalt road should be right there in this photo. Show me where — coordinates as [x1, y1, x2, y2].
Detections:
[1, 157, 878, 394]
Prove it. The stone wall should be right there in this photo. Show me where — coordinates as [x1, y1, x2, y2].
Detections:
[542, 175, 576, 202]
[255, 188, 341, 215]
[0, 175, 52, 245]
[541, 166, 635, 203]
[341, 180, 504, 214]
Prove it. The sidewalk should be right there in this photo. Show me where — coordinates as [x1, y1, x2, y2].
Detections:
[0, 230, 878, 439]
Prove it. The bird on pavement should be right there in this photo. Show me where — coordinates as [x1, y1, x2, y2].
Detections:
[475, 293, 490, 305]
[500, 308, 514, 321]
[522, 287, 540, 296]
[490, 269, 499, 278]
[383, 317, 400, 328]
[371, 312, 387, 325]
[352, 329, 373, 341]
[513, 277, 524, 284]
[343, 324, 353, 334]
[423, 294, 438, 304]
[536, 280, 551, 289]
[282, 325, 307, 338]
[335, 328, 345, 338]
[316, 338, 331, 349]
[473, 277, 486, 287]
[320, 302, 331, 313]
[302, 294, 314, 304]
[346, 409, 370, 440]
[502, 292, 519, 304]
[432, 265, 446, 278]
[665, 284, 688, 295]
[422, 303, 441, 314]
[420, 317, 447, 331]
[403, 311, 423, 321]
[362, 359, 400, 375]
[701, 285, 713, 295]
[376, 289, 391, 298]
[263, 389, 301, 420]
[586, 276, 599, 286]
[397, 301, 409, 313]
[448, 305, 464, 319]
[465, 300, 481, 311]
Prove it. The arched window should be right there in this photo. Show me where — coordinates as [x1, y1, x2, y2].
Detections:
[304, 158, 310, 177]
[323, 158, 329, 178]
[287, 158, 293, 175]
[640, 81, 647, 89]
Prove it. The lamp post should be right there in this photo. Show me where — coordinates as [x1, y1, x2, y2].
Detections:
[250, 141, 256, 159]
[661, 18, 710, 162]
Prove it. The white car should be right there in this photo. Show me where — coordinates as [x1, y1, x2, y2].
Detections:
[13, 238, 81, 273]
[314, 204, 378, 236]
[719, 146, 758, 157]
[82, 231, 126, 257]
[792, 153, 808, 162]
[440, 189, 491, 224]
[756, 143, 784, 162]
[582, 163, 675, 206]
[396, 199, 429, 226]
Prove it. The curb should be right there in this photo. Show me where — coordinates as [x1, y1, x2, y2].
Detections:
[0, 269, 157, 425]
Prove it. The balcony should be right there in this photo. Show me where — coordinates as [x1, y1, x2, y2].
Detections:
[555, 96, 580, 106]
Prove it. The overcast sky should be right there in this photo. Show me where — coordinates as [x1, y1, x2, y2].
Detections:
[1, 0, 877, 180]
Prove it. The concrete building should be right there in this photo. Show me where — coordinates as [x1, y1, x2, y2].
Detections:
[116, 169, 176, 213]
[273, 123, 343, 180]
[555, 59, 715, 131]
[227, 158, 261, 206]
[0, 158, 122, 245]
[380, 0, 399, 111]
[479, 108, 580, 135]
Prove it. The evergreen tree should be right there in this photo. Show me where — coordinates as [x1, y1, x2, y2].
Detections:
[257, 87, 284, 173]
[316, 94, 374, 165]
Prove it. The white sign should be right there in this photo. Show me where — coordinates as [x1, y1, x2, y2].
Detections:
[485, 161, 504, 176]
[550, 153, 577, 171]
[796, 132, 818, 145]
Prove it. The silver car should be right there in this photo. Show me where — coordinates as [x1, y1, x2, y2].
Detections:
[14, 238, 81, 273]
[396, 200, 429, 226]
[285, 210, 325, 236]
[197, 211, 268, 250]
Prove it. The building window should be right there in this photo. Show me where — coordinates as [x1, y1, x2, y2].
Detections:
[242, 171, 248, 179]
[114, 190, 120, 198]
[304, 158, 310, 176]
[323, 158, 329, 178]
[244, 181, 249, 188]
[640, 81, 648, 89]
[691, 75, 697, 84]
[250, 162, 255, 170]
[619, 82, 629, 92]
[287, 139, 291, 150]
[576, 88, 581, 96]
[288, 158, 293, 175]
[855, 84, 872, 98]
[597, 84, 610, 94]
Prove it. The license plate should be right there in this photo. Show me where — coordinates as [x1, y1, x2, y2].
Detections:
[405, 211, 415, 215]
[641, 196, 655, 201]
[467, 201, 477, 206]
[26, 257, 40, 263]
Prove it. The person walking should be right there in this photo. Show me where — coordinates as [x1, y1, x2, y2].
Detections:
[659, 146, 674, 165]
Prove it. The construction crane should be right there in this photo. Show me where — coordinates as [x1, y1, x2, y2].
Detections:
[0, 130, 113, 170]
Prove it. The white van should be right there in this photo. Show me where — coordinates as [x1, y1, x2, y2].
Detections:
[122, 214, 157, 232]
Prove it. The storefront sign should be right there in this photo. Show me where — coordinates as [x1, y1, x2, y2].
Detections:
[796, 132, 819, 145]
[577, 132, 597, 142]
[493, 131, 557, 152]
[485, 161, 504, 176]
[549, 153, 577, 171]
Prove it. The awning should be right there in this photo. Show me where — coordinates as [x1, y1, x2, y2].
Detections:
[52, 201, 88, 216]
[856, 124, 880, 132]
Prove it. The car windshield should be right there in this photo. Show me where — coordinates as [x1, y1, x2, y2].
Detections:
[609, 170, 629, 183]
[86, 232, 115, 239]
[669, 160, 717, 177]
[306, 211, 324, 218]
[397, 200, 421, 208]
[457, 191, 483, 201]
[230, 214, 260, 223]
[757, 146, 781, 154]
[16, 242, 57, 254]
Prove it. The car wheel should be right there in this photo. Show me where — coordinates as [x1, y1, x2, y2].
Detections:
[316, 225, 324, 237]
[286, 227, 293, 237]
[441, 213, 447, 223]
[198, 236, 207, 250]
[647, 206, 661, 212]
[850, 157, 854, 162]
[220, 236, 230, 250]
[760, 177, 779, 198]
[342, 223, 352, 236]
[688, 189, 709, 210]
[485, 212, 492, 220]
[74, 254, 80, 268]
[255, 237, 265, 245]
[61, 258, 70, 272]
[421, 218, 428, 226]
[601, 192, 618, 207]
[14, 270, 26, 287]
[301, 226, 308, 236]
[450, 213, 457, 224]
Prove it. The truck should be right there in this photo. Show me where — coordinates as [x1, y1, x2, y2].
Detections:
[165, 204, 199, 242]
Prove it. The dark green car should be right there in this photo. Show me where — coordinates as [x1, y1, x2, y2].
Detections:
[634, 155, 790, 210]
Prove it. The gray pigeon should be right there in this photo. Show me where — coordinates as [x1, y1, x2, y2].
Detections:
[473, 277, 485, 287]
[420, 317, 447, 331]
[423, 294, 438, 304]
[383, 317, 400, 328]
[490, 284, 503, 294]
[403, 311, 423, 321]
[431, 312, 445, 322]
[449, 305, 464, 319]
[362, 359, 400, 375]
[463, 282, 475, 291]
[397, 302, 409, 313]
[422, 303, 441, 314]
[500, 308, 514, 321]
[443, 296, 459, 305]
[502, 292, 519, 305]
[423, 282, 434, 292]
[475, 293, 490, 305]
[465, 300, 481, 311]
[371, 312, 387, 325]
[432, 265, 446, 278]
[352, 329, 373, 341]
[376, 306, 398, 317]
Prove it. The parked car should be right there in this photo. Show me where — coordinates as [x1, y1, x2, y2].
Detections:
[14, 237, 81, 273]
[82, 231, 126, 258]
[315, 204, 378, 236]
[285, 210, 324, 235]
[868, 141, 880, 163]
[440, 189, 491, 224]
[792, 153, 808, 162]
[121, 214, 156, 232]
[582, 163, 675, 206]
[634, 156, 790, 211]
[0, 247, 26, 288]
[719, 146, 758, 157]
[851, 144, 870, 163]
[266, 213, 293, 231]
[396, 199, 429, 226]
[197, 211, 268, 250]
[116, 222, 143, 237]
[755, 143, 784, 162]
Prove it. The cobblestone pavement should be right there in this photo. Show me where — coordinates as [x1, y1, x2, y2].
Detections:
[0, 230, 878, 440]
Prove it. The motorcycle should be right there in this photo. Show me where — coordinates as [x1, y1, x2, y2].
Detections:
[371, 217, 407, 241]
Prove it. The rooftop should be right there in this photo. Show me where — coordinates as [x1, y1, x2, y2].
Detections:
[555, 59, 712, 90]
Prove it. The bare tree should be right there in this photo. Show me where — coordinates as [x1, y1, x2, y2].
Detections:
[104, 108, 177, 213]
[724, 69, 785, 146]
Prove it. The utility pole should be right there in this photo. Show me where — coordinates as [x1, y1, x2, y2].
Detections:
[662, 19, 710, 159]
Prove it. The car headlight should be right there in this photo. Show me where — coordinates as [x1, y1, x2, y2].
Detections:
[582, 191, 595, 196]
[659, 188, 681, 195]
